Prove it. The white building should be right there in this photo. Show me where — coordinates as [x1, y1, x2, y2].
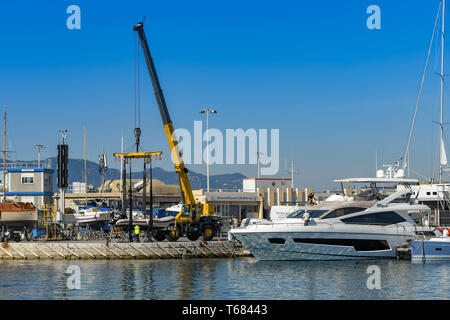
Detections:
[0, 168, 54, 210]
[243, 178, 292, 192]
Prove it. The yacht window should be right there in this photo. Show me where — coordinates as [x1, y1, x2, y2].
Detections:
[287, 210, 327, 219]
[268, 238, 286, 244]
[341, 211, 406, 226]
[433, 192, 437, 195]
[426, 192, 431, 195]
[322, 207, 367, 219]
[292, 238, 390, 251]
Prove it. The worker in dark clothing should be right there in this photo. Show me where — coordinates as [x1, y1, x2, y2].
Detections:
[307, 192, 316, 206]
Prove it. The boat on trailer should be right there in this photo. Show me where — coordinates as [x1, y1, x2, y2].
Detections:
[0, 201, 38, 227]
[114, 209, 175, 230]
[75, 206, 112, 224]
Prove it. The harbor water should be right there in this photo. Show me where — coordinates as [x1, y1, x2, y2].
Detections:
[0, 258, 449, 299]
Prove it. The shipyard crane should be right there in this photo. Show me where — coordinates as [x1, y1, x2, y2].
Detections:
[133, 21, 221, 241]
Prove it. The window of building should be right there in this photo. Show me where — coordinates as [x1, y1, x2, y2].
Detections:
[341, 211, 406, 226]
[427, 192, 431, 195]
[433, 192, 437, 195]
[21, 176, 34, 184]
[321, 207, 367, 219]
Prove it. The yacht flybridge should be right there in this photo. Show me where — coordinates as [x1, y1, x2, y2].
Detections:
[230, 181, 439, 260]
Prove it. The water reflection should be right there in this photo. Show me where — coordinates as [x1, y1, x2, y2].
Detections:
[0, 258, 449, 299]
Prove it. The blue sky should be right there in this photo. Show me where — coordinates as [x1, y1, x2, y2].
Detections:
[0, 0, 448, 189]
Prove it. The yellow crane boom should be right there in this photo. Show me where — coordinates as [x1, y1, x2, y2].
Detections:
[133, 21, 220, 241]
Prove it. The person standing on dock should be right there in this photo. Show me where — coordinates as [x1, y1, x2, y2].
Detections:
[134, 225, 140, 242]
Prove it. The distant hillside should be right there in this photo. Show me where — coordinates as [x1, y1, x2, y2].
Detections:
[43, 158, 246, 191]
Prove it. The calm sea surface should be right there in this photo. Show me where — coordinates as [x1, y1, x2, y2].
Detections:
[0, 258, 449, 300]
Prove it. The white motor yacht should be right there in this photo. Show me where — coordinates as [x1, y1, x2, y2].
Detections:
[230, 188, 439, 260]
[75, 206, 112, 224]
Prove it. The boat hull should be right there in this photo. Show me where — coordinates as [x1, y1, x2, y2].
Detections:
[75, 212, 110, 224]
[0, 210, 37, 227]
[411, 238, 450, 261]
[231, 224, 413, 261]
[0, 202, 38, 227]
[115, 216, 175, 230]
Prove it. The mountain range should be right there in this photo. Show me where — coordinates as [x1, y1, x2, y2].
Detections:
[42, 157, 246, 192]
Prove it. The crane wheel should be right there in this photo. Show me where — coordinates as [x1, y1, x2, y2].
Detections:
[166, 224, 181, 242]
[201, 225, 215, 241]
[187, 232, 200, 241]
[153, 231, 166, 242]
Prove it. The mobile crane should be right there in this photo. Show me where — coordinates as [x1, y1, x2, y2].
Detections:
[133, 21, 221, 241]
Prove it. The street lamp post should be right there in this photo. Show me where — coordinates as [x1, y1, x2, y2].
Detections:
[199, 107, 217, 192]
[256, 152, 264, 178]
[33, 144, 46, 168]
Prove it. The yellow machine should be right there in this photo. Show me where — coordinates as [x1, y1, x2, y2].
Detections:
[134, 21, 221, 241]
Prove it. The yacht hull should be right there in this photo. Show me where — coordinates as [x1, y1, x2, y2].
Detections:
[411, 238, 450, 261]
[231, 225, 413, 260]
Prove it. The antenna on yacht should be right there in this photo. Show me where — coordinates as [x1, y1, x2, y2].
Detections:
[375, 149, 378, 172]
[286, 161, 300, 188]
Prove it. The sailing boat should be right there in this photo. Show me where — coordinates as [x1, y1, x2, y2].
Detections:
[405, 0, 450, 226]
[410, 0, 450, 261]
[0, 105, 38, 241]
[74, 127, 113, 225]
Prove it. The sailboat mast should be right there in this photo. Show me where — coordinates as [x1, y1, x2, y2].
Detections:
[440, 0, 446, 183]
[120, 134, 124, 205]
[84, 126, 87, 206]
[441, 0, 446, 181]
[3, 105, 6, 202]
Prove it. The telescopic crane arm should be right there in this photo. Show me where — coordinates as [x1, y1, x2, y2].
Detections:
[133, 22, 196, 206]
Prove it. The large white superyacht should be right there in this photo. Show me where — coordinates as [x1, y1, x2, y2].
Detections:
[230, 179, 439, 260]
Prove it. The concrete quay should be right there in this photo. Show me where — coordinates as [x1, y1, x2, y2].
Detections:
[0, 240, 251, 260]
